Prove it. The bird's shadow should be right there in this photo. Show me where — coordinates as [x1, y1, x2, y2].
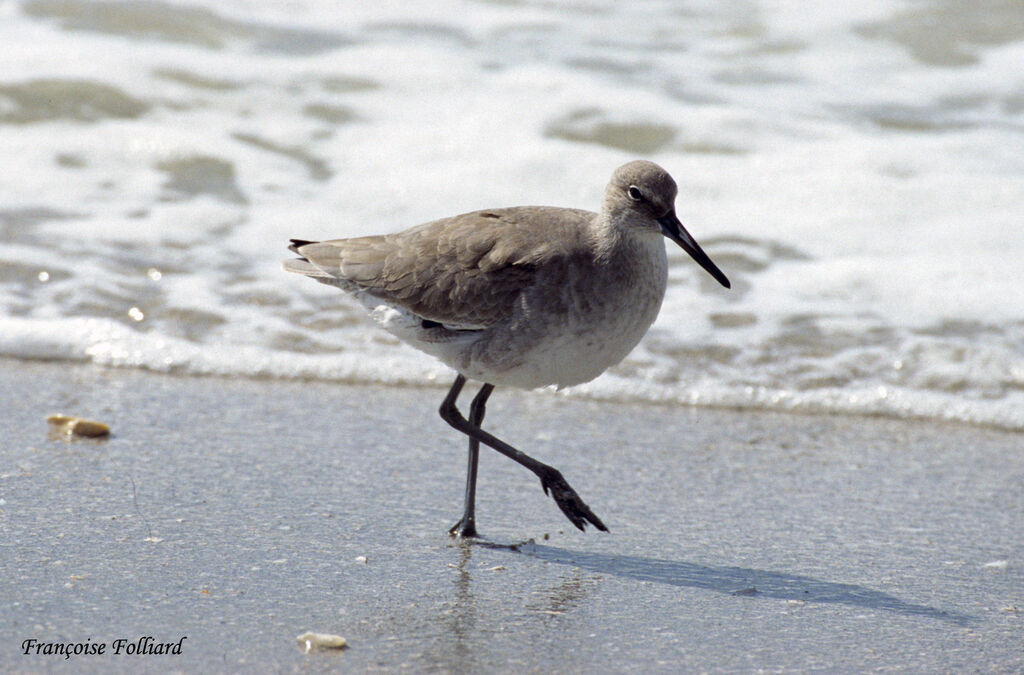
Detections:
[477, 540, 970, 626]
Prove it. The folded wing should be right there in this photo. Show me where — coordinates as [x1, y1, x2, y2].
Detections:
[285, 207, 594, 330]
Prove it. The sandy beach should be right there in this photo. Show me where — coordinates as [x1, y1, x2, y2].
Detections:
[0, 357, 1021, 672]
[4, 1, 1024, 671]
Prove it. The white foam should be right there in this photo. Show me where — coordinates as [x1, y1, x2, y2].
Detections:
[2, 0, 1023, 430]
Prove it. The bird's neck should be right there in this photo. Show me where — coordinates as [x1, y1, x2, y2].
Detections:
[590, 212, 662, 264]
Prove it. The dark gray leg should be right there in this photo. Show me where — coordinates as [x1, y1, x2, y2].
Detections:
[439, 374, 607, 534]
[447, 381, 493, 538]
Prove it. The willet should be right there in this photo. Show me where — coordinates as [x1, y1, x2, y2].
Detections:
[284, 160, 730, 537]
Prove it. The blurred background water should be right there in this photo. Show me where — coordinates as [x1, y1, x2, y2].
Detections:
[1, 0, 1022, 429]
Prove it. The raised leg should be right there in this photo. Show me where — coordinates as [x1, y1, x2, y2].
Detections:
[439, 374, 608, 533]
[447, 381, 493, 538]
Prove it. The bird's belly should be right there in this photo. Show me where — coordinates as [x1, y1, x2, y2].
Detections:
[494, 328, 644, 389]
[465, 289, 663, 390]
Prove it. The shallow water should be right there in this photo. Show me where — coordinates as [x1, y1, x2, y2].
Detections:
[1, 0, 1023, 429]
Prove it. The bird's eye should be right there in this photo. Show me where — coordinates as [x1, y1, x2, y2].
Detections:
[627, 185, 644, 202]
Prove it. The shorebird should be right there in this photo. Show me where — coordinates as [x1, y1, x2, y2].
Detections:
[284, 160, 730, 537]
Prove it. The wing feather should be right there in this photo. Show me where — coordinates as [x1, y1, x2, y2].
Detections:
[286, 207, 594, 327]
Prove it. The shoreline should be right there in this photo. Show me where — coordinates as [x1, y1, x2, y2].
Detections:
[5, 352, 1021, 434]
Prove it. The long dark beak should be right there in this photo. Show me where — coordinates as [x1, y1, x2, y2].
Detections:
[658, 211, 730, 289]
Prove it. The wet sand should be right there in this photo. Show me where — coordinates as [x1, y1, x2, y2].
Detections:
[1, 358, 1021, 672]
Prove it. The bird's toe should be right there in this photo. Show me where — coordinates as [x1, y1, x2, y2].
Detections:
[539, 468, 608, 533]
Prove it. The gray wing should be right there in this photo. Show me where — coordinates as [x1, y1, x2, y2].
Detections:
[284, 207, 595, 329]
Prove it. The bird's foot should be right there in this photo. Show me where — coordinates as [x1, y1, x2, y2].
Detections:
[539, 467, 608, 533]
[448, 518, 480, 539]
